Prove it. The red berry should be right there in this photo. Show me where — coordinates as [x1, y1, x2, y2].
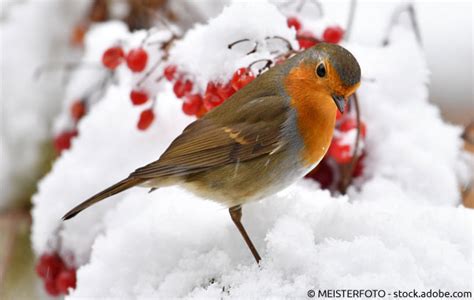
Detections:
[203, 91, 224, 111]
[36, 253, 65, 280]
[335, 109, 343, 120]
[231, 68, 255, 91]
[137, 109, 154, 130]
[173, 79, 193, 98]
[54, 131, 78, 154]
[287, 17, 302, 31]
[339, 118, 367, 138]
[182, 94, 203, 116]
[130, 90, 149, 105]
[353, 153, 365, 177]
[323, 26, 344, 44]
[196, 105, 208, 118]
[56, 269, 77, 295]
[164, 65, 177, 81]
[70, 100, 86, 121]
[102, 46, 124, 70]
[126, 48, 148, 72]
[305, 159, 334, 189]
[328, 137, 353, 164]
[44, 278, 60, 296]
[297, 31, 318, 49]
[216, 82, 236, 100]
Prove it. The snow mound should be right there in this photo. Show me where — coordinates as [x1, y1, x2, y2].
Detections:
[30, 2, 472, 298]
[170, 0, 298, 90]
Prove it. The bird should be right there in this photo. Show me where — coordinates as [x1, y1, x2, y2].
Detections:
[62, 43, 361, 263]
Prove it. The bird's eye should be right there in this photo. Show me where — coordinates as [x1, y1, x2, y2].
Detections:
[316, 63, 326, 78]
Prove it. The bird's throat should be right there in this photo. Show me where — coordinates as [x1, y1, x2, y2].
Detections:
[284, 65, 337, 166]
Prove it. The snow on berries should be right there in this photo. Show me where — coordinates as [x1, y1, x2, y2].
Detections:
[231, 68, 255, 91]
[36, 253, 77, 296]
[102, 46, 125, 70]
[53, 130, 78, 154]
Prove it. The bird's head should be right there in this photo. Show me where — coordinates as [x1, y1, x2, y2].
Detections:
[284, 43, 361, 113]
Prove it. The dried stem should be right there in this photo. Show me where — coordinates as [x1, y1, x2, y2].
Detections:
[344, 0, 357, 42]
[383, 3, 422, 46]
[265, 36, 294, 52]
[228, 39, 258, 55]
[339, 93, 361, 194]
[248, 59, 273, 76]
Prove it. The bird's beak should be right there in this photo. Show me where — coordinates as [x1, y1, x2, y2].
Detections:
[332, 94, 346, 113]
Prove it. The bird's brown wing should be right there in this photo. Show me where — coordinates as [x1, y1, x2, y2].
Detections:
[131, 94, 289, 178]
[63, 94, 289, 220]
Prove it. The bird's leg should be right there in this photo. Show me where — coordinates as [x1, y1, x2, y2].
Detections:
[229, 205, 261, 263]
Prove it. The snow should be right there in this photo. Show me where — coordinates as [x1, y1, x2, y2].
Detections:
[0, 0, 91, 210]
[29, 1, 473, 298]
[169, 0, 298, 90]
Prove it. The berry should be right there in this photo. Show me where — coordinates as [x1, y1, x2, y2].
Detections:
[102, 46, 125, 70]
[352, 153, 365, 177]
[203, 91, 224, 111]
[216, 82, 236, 100]
[126, 48, 148, 72]
[44, 278, 60, 296]
[130, 90, 149, 105]
[173, 79, 193, 98]
[305, 160, 334, 189]
[54, 131, 78, 154]
[231, 68, 255, 91]
[323, 26, 344, 44]
[287, 17, 302, 31]
[137, 109, 155, 130]
[297, 31, 318, 49]
[70, 100, 86, 121]
[328, 137, 353, 164]
[339, 118, 367, 138]
[164, 65, 177, 81]
[70, 23, 87, 47]
[35, 253, 64, 280]
[182, 94, 203, 116]
[196, 105, 208, 118]
[56, 269, 77, 295]
[335, 109, 343, 120]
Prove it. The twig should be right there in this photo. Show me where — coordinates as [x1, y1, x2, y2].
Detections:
[383, 3, 422, 46]
[228, 39, 259, 55]
[339, 93, 361, 193]
[248, 59, 273, 76]
[344, 0, 357, 42]
[265, 36, 294, 51]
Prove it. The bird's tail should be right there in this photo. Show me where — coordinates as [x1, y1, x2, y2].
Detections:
[62, 176, 144, 220]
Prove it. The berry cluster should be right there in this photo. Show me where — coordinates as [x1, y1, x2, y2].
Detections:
[102, 45, 157, 130]
[53, 99, 87, 155]
[287, 16, 345, 49]
[165, 65, 255, 117]
[35, 253, 76, 297]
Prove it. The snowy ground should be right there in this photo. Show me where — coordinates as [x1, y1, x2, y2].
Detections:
[30, 1, 472, 298]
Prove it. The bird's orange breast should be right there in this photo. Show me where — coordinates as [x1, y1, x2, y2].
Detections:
[284, 63, 337, 166]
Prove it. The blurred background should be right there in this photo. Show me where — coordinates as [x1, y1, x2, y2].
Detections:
[0, 0, 472, 298]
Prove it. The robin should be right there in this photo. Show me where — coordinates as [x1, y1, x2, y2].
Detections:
[63, 43, 361, 263]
